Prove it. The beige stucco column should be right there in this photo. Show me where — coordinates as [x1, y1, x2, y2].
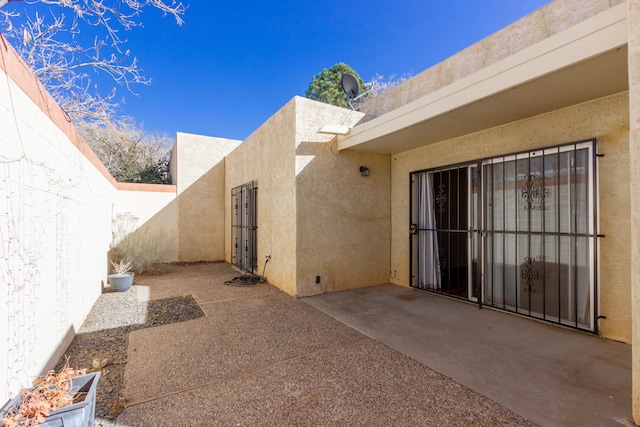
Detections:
[630, 0, 640, 423]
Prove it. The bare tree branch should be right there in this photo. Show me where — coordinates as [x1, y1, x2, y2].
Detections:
[367, 73, 413, 98]
[77, 117, 173, 183]
[0, 0, 185, 122]
[0, 0, 184, 180]
[19, 0, 185, 48]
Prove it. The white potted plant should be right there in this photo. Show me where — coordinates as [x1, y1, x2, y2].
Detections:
[107, 259, 134, 292]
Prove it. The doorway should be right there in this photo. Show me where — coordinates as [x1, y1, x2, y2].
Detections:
[410, 165, 480, 300]
[231, 181, 258, 274]
[410, 140, 597, 331]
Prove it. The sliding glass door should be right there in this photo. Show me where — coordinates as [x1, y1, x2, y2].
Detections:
[410, 165, 480, 301]
[410, 140, 597, 331]
[482, 141, 595, 330]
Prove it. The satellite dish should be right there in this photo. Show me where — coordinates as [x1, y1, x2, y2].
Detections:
[341, 74, 360, 108]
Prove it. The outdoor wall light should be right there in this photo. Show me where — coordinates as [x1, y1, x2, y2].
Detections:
[359, 166, 370, 177]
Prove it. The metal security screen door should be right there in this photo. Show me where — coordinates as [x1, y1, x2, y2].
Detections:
[231, 181, 258, 274]
[410, 164, 481, 301]
[411, 140, 597, 332]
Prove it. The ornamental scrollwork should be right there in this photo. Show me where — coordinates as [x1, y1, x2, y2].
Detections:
[521, 256, 539, 293]
[521, 174, 551, 211]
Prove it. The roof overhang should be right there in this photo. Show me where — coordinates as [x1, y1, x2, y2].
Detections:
[337, 3, 629, 155]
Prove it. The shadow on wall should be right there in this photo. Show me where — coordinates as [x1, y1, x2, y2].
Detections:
[109, 207, 177, 274]
[175, 157, 227, 263]
[108, 154, 229, 273]
[294, 138, 391, 296]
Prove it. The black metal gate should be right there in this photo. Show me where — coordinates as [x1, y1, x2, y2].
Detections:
[410, 140, 598, 332]
[231, 181, 257, 274]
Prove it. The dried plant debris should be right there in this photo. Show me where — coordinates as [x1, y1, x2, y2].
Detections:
[1, 362, 87, 427]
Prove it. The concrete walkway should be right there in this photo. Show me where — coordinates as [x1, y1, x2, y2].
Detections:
[114, 263, 633, 426]
[305, 284, 633, 427]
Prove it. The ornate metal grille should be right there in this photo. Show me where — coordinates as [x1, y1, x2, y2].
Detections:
[521, 257, 538, 293]
[231, 181, 258, 274]
[521, 173, 551, 211]
[483, 141, 596, 331]
[411, 140, 597, 333]
[436, 184, 447, 213]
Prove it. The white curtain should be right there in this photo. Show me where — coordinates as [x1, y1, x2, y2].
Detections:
[417, 173, 440, 289]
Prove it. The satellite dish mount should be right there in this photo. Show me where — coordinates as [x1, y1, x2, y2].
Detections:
[341, 73, 369, 110]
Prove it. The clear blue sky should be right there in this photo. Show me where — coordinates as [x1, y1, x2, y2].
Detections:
[8, 1, 551, 140]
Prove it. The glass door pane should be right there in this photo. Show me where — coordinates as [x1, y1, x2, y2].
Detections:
[482, 141, 595, 331]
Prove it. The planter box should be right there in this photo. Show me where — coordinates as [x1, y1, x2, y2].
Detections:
[1, 371, 100, 427]
[107, 272, 134, 292]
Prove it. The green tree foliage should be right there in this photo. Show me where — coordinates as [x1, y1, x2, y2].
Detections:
[305, 62, 367, 108]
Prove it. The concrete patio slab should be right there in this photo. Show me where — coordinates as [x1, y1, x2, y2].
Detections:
[117, 263, 534, 426]
[131, 262, 277, 304]
[304, 284, 633, 427]
[119, 337, 532, 426]
[123, 291, 364, 403]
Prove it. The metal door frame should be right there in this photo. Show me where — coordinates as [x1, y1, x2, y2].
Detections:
[231, 181, 258, 274]
[410, 139, 598, 332]
[410, 163, 481, 301]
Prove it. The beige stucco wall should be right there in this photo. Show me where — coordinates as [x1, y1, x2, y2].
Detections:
[627, 0, 640, 422]
[360, 0, 626, 118]
[1, 40, 114, 399]
[223, 97, 389, 297]
[294, 98, 391, 297]
[112, 187, 178, 269]
[390, 93, 630, 342]
[174, 132, 242, 261]
[224, 98, 299, 295]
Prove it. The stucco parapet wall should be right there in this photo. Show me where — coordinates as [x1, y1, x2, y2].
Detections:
[173, 132, 242, 192]
[293, 96, 370, 141]
[360, 0, 626, 117]
[117, 182, 177, 192]
[0, 35, 117, 187]
[340, 2, 628, 154]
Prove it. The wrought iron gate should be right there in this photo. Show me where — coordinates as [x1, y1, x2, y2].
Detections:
[231, 181, 257, 274]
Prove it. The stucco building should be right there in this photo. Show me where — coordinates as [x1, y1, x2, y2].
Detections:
[176, 0, 634, 338]
[173, 0, 640, 418]
[3, 0, 640, 422]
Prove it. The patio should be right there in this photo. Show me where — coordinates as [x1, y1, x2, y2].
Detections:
[88, 262, 631, 426]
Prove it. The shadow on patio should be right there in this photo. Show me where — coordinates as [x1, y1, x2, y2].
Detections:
[65, 262, 632, 426]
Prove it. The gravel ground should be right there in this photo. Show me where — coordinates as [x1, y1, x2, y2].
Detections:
[53, 286, 204, 424]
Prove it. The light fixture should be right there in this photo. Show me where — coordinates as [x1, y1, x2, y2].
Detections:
[359, 166, 370, 177]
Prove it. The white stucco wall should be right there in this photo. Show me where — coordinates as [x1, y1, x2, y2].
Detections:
[224, 99, 298, 295]
[1, 42, 114, 400]
[627, 0, 640, 421]
[223, 97, 391, 297]
[112, 186, 178, 268]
